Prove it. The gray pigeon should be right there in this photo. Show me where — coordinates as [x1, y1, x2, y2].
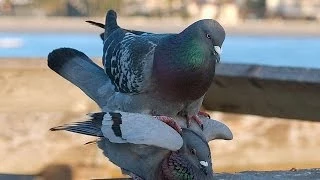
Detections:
[51, 111, 233, 180]
[93, 10, 225, 127]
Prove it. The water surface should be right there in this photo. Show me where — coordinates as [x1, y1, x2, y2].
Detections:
[0, 32, 319, 69]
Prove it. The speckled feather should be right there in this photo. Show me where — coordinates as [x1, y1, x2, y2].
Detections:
[103, 31, 158, 93]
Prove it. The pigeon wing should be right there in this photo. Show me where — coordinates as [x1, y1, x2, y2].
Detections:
[201, 117, 233, 141]
[103, 32, 156, 94]
[103, 9, 157, 94]
[174, 116, 233, 142]
[101, 112, 183, 151]
[51, 111, 183, 151]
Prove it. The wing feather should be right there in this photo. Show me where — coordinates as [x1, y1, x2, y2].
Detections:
[101, 112, 183, 151]
[103, 32, 157, 94]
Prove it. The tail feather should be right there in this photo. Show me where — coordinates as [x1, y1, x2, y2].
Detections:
[85, 20, 104, 28]
[86, 20, 105, 40]
[50, 113, 105, 137]
[47, 48, 114, 109]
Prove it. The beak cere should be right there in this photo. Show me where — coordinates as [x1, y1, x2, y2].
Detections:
[214, 46, 222, 55]
[200, 161, 209, 175]
[200, 161, 208, 167]
[213, 46, 222, 63]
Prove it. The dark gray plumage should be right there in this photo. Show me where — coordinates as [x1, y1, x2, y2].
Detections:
[51, 111, 233, 180]
[47, 48, 113, 108]
[48, 10, 226, 128]
[47, 12, 232, 180]
[99, 10, 225, 124]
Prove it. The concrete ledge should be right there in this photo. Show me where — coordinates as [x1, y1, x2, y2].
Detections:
[204, 63, 320, 121]
[214, 168, 320, 180]
[83, 168, 320, 180]
[3, 168, 319, 180]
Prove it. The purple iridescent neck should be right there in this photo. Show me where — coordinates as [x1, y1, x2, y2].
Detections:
[161, 152, 195, 180]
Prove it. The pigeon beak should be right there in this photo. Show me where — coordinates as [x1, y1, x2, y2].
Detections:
[200, 161, 209, 175]
[214, 46, 222, 63]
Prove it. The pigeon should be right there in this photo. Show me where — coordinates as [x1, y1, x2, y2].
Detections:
[47, 47, 180, 132]
[47, 9, 225, 130]
[90, 10, 225, 128]
[50, 111, 233, 180]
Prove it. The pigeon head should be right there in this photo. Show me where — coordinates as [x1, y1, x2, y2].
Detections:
[162, 128, 213, 179]
[179, 19, 225, 64]
[153, 19, 225, 101]
[180, 128, 213, 177]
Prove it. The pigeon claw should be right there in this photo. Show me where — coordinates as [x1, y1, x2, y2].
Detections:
[154, 116, 182, 134]
[198, 111, 211, 119]
[187, 115, 204, 130]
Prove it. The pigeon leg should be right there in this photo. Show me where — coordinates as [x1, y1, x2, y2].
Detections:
[198, 111, 210, 118]
[154, 116, 182, 134]
[187, 115, 204, 130]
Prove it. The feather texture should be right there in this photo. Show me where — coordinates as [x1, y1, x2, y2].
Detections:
[99, 10, 226, 117]
[105, 32, 157, 93]
[51, 111, 232, 180]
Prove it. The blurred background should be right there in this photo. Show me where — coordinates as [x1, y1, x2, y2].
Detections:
[0, 0, 320, 179]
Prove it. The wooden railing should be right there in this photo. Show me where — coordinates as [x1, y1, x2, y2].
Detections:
[204, 63, 320, 121]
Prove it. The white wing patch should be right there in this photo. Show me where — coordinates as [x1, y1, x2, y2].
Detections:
[101, 112, 183, 151]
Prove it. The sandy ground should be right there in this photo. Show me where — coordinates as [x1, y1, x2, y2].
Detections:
[0, 60, 319, 179]
[1, 16, 320, 36]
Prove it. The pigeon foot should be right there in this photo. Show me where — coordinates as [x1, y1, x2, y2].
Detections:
[154, 116, 182, 134]
[187, 115, 204, 130]
[198, 111, 210, 118]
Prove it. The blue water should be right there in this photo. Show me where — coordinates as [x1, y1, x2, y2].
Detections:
[0, 32, 320, 68]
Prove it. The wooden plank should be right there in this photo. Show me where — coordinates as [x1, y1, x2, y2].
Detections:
[204, 63, 320, 121]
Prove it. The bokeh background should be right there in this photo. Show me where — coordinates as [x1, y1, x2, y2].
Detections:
[1, 0, 320, 179]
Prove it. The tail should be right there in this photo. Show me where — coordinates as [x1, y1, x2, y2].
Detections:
[86, 20, 104, 29]
[86, 20, 104, 40]
[50, 112, 106, 137]
[86, 9, 119, 40]
[104, 9, 119, 39]
[47, 48, 115, 108]
[86, 16, 147, 42]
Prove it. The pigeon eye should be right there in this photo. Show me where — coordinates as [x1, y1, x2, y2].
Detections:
[206, 34, 211, 39]
[190, 149, 196, 155]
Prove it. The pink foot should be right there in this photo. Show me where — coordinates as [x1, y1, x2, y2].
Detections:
[154, 116, 182, 134]
[187, 115, 204, 130]
[198, 111, 211, 118]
